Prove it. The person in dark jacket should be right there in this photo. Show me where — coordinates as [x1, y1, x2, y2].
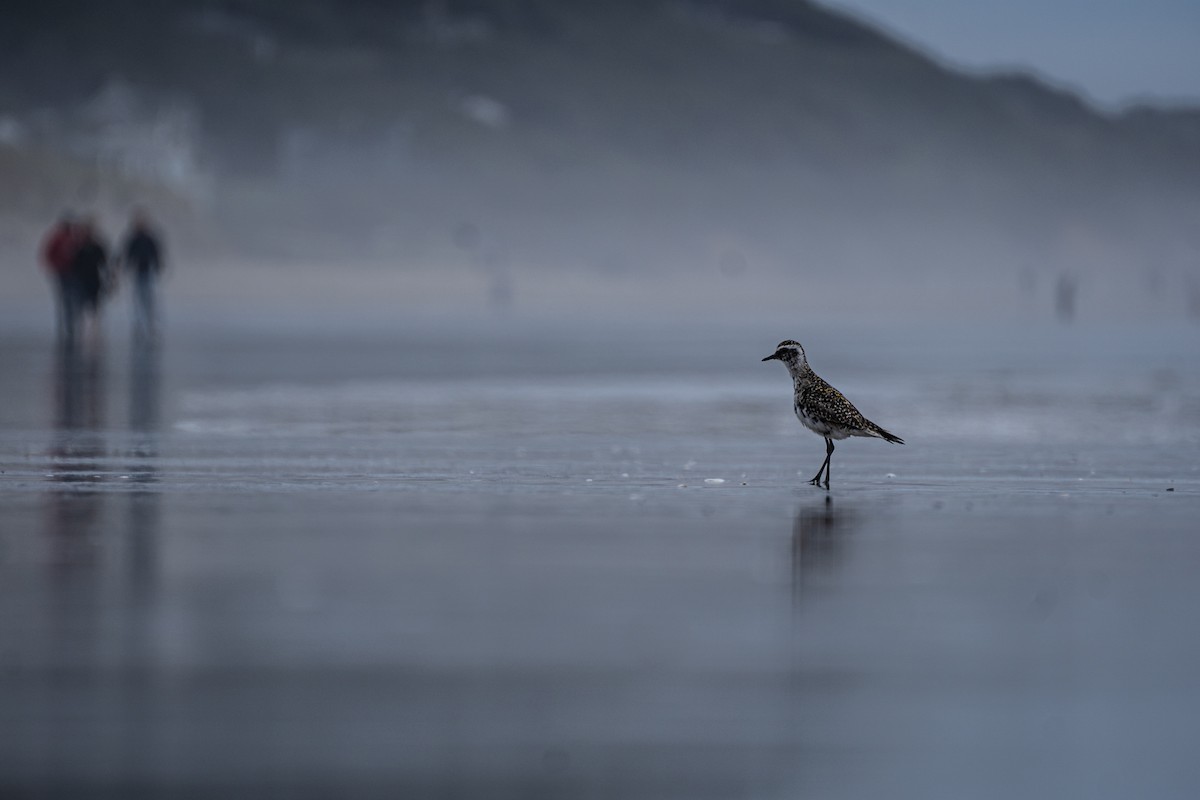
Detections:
[70, 218, 110, 341]
[120, 210, 165, 339]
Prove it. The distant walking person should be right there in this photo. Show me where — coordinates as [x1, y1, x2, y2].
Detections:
[39, 213, 82, 341]
[70, 218, 110, 341]
[1054, 271, 1077, 323]
[120, 210, 165, 339]
[120, 209, 165, 338]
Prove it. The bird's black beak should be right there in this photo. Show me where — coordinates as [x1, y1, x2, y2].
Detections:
[762, 352, 780, 362]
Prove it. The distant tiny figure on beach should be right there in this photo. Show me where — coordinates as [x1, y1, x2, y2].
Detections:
[39, 213, 82, 341]
[70, 217, 111, 342]
[120, 210, 166, 339]
[1054, 271, 1077, 323]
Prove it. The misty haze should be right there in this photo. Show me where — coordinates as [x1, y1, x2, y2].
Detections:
[1, 0, 1198, 322]
[2, 2, 1200, 798]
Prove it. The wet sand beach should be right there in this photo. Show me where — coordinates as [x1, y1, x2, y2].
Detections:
[2, 320, 1199, 798]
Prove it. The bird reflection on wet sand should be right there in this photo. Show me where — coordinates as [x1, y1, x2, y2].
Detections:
[792, 496, 855, 606]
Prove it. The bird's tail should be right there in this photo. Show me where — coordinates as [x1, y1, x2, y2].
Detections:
[867, 421, 904, 445]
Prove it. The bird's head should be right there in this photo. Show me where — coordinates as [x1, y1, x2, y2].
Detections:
[762, 340, 808, 370]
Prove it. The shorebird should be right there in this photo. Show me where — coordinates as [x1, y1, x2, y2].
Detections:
[763, 340, 903, 488]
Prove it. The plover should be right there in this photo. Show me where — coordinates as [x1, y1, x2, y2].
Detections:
[763, 340, 903, 488]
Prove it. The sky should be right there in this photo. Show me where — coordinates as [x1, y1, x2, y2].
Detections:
[825, 0, 1200, 109]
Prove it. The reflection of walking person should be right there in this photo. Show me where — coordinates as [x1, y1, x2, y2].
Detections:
[39, 213, 82, 341]
[121, 210, 165, 340]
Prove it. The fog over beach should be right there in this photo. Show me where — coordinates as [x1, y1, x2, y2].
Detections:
[2, 2, 1200, 797]
[1, 0, 1199, 326]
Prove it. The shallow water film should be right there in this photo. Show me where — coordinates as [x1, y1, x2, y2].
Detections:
[2, 320, 1199, 798]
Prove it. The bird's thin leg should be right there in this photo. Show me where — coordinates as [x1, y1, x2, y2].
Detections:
[807, 457, 827, 486]
[811, 438, 840, 489]
[806, 438, 835, 489]
[823, 438, 834, 489]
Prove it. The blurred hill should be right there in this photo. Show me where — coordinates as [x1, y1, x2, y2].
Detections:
[2, 0, 1199, 320]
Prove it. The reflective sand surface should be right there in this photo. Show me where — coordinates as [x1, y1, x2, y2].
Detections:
[2, 322, 1199, 797]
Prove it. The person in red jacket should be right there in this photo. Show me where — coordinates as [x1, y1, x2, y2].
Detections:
[39, 213, 83, 342]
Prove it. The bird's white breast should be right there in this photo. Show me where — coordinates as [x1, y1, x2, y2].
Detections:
[795, 403, 833, 436]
